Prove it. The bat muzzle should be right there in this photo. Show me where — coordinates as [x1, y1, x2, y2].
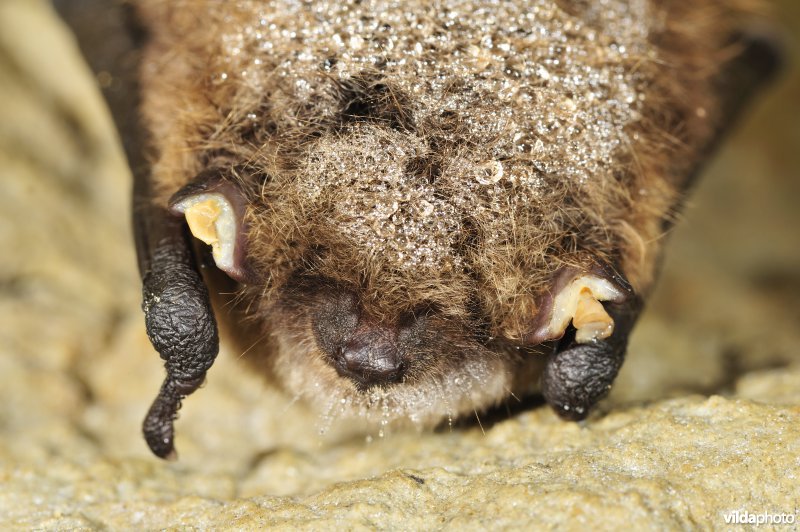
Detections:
[329, 326, 407, 389]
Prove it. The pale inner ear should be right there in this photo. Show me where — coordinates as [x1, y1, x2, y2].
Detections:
[172, 193, 238, 275]
[545, 275, 624, 344]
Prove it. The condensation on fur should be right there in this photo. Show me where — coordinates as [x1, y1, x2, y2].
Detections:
[269, 328, 511, 431]
[136, 0, 760, 426]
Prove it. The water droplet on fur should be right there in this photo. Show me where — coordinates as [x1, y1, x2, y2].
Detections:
[211, 0, 652, 275]
[476, 161, 503, 185]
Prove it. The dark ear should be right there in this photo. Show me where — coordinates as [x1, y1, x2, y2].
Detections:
[54, 0, 220, 459]
[138, 214, 219, 460]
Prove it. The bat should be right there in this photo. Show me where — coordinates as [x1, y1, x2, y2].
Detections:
[55, 0, 780, 459]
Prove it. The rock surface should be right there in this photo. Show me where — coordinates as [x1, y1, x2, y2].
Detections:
[1, 0, 798, 528]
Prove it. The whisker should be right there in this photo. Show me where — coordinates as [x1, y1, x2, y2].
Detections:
[474, 409, 485, 436]
[237, 333, 268, 359]
[281, 394, 301, 414]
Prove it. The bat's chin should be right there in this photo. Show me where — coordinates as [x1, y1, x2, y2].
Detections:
[269, 331, 516, 429]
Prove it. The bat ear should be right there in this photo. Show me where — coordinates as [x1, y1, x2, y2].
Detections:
[169, 170, 256, 284]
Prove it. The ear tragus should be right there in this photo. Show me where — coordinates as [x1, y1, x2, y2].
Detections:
[525, 264, 634, 346]
[169, 170, 256, 284]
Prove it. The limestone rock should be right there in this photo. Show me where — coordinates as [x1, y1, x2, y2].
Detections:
[1, 0, 798, 528]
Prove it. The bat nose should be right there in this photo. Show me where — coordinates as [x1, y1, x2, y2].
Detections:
[331, 327, 405, 388]
[311, 290, 425, 388]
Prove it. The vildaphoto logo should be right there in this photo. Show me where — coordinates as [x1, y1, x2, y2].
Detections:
[723, 509, 797, 526]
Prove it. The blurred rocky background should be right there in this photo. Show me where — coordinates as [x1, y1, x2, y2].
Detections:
[0, 0, 798, 528]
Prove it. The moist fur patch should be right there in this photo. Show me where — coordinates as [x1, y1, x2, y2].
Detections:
[135, 0, 761, 424]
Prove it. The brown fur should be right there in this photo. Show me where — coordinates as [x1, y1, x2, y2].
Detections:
[135, 0, 761, 427]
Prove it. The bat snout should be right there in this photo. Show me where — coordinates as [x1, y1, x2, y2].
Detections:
[310, 288, 432, 389]
[330, 327, 406, 389]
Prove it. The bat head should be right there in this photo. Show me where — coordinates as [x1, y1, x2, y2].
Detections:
[124, 0, 781, 456]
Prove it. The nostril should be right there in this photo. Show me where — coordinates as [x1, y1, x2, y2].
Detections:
[329, 344, 346, 370]
[332, 344, 346, 361]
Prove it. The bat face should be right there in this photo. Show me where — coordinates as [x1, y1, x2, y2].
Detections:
[144, 0, 653, 434]
[57, 0, 778, 458]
